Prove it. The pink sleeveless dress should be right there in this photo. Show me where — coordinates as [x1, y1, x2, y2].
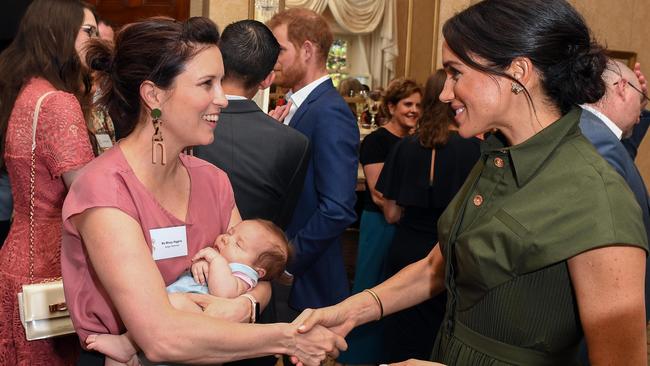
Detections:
[0, 78, 94, 365]
[61, 146, 235, 342]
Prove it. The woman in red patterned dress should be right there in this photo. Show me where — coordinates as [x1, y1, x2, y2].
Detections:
[0, 0, 96, 364]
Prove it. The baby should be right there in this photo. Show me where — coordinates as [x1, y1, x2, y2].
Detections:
[86, 219, 291, 365]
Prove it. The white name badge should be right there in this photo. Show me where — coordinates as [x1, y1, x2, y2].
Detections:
[150, 225, 188, 261]
[95, 133, 113, 149]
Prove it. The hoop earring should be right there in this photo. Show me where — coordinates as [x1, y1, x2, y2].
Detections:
[511, 82, 524, 95]
[151, 108, 166, 165]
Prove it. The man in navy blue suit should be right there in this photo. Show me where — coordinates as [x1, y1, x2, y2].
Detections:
[579, 60, 650, 364]
[580, 60, 649, 244]
[267, 8, 359, 315]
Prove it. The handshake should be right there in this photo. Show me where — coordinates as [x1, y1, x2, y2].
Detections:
[284, 293, 443, 366]
[285, 306, 356, 366]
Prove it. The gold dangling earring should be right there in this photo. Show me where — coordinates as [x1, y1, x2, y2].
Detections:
[511, 82, 524, 95]
[151, 108, 166, 165]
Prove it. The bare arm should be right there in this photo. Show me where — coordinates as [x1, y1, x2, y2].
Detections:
[363, 163, 386, 209]
[568, 245, 646, 365]
[193, 247, 248, 298]
[74, 207, 343, 364]
[383, 199, 403, 224]
[358, 244, 445, 322]
[297, 244, 446, 336]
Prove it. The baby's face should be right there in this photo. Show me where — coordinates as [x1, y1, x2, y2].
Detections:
[214, 221, 267, 266]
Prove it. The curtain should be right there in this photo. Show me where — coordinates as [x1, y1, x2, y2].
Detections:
[369, 0, 397, 87]
[328, 0, 385, 34]
[286, 0, 384, 34]
[285, 0, 328, 14]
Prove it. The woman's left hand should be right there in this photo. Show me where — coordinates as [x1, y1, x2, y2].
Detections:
[184, 293, 249, 323]
[388, 359, 446, 366]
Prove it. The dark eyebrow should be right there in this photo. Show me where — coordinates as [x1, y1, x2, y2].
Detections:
[443, 60, 462, 69]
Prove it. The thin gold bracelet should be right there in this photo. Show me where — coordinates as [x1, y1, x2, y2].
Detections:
[363, 289, 383, 320]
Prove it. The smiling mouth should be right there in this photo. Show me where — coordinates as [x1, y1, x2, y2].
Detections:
[202, 114, 219, 123]
[453, 107, 466, 116]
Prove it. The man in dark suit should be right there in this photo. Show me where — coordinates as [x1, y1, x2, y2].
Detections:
[194, 20, 309, 231]
[580, 60, 649, 244]
[194, 22, 310, 366]
[579, 60, 650, 365]
[267, 8, 359, 314]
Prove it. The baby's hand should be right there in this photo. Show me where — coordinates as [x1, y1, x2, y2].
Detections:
[192, 246, 219, 263]
[191, 247, 223, 285]
[191, 260, 209, 285]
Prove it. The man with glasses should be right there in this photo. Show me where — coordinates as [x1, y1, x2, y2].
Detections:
[622, 63, 650, 159]
[578, 59, 650, 365]
[580, 59, 649, 243]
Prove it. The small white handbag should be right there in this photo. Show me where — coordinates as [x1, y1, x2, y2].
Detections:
[16, 91, 75, 341]
[18, 279, 74, 340]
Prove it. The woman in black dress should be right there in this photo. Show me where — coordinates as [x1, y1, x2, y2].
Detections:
[377, 69, 480, 362]
[339, 78, 421, 364]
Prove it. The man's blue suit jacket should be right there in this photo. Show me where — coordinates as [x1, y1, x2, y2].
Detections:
[286, 79, 359, 310]
[579, 108, 650, 319]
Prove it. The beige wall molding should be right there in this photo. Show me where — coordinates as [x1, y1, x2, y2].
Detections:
[404, 0, 413, 77]
[430, 0, 441, 73]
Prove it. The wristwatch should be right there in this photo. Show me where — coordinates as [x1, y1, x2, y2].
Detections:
[240, 294, 260, 323]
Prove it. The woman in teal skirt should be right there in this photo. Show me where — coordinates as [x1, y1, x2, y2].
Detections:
[295, 0, 648, 365]
[339, 78, 421, 364]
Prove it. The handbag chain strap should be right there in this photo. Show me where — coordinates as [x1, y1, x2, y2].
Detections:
[28, 91, 55, 284]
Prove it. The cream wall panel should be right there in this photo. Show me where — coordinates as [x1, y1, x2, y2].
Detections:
[395, 0, 409, 79]
[395, 0, 440, 84]
[409, 0, 436, 84]
[433, 0, 471, 69]
[190, 0, 203, 16]
[206, 0, 249, 30]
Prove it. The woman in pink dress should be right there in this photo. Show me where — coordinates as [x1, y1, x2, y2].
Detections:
[0, 0, 96, 364]
[61, 16, 344, 366]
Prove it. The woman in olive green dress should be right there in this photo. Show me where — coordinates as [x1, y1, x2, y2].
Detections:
[294, 0, 648, 365]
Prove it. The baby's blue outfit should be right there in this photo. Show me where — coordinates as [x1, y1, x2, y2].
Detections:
[166, 271, 208, 294]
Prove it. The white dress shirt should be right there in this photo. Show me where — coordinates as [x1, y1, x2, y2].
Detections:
[226, 94, 248, 101]
[284, 75, 331, 126]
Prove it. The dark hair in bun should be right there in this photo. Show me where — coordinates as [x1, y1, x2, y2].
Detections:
[443, 0, 607, 115]
[86, 39, 113, 73]
[86, 16, 220, 138]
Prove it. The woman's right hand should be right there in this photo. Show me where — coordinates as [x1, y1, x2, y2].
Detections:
[184, 293, 251, 323]
[286, 310, 348, 366]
